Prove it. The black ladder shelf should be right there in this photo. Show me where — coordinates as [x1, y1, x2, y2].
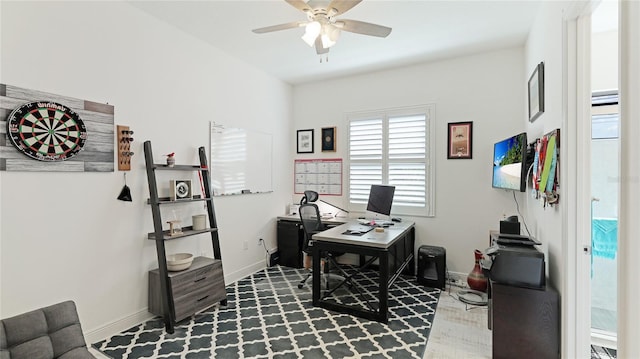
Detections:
[143, 140, 226, 333]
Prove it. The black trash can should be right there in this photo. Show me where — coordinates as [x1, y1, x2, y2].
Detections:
[417, 245, 446, 289]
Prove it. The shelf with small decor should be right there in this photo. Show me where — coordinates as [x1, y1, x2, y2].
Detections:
[146, 195, 213, 205]
[143, 140, 226, 334]
[147, 226, 218, 241]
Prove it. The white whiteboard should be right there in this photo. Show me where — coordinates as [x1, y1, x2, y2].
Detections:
[210, 124, 273, 196]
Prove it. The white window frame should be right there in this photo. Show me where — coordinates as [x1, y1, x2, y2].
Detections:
[346, 104, 435, 217]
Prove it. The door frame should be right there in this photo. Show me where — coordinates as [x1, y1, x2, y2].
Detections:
[563, 2, 595, 358]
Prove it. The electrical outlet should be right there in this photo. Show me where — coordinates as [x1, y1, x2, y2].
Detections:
[258, 238, 263, 246]
[243, 240, 249, 250]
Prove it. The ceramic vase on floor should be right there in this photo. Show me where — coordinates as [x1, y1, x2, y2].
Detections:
[467, 249, 488, 292]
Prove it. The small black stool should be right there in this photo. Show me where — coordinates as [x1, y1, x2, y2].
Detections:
[417, 245, 446, 289]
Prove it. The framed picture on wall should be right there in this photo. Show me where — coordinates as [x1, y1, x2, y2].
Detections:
[447, 121, 473, 159]
[297, 129, 314, 154]
[321, 127, 336, 152]
[528, 61, 545, 122]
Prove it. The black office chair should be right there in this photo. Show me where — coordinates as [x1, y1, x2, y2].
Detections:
[297, 191, 345, 289]
[299, 190, 319, 205]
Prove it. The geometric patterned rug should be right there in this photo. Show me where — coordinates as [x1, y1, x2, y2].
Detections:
[591, 345, 617, 359]
[93, 265, 440, 359]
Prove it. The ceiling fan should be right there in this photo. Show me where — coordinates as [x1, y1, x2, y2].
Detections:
[252, 0, 392, 56]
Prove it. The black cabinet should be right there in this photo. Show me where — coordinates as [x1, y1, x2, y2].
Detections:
[277, 220, 304, 268]
[489, 280, 559, 359]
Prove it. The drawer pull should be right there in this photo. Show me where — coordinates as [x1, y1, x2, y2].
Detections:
[197, 295, 209, 302]
[194, 277, 206, 283]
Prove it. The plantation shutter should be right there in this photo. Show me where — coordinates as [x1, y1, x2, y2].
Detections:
[349, 118, 383, 204]
[389, 115, 426, 208]
[348, 105, 434, 217]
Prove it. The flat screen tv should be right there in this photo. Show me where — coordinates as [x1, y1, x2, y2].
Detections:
[492, 132, 528, 192]
[366, 185, 396, 218]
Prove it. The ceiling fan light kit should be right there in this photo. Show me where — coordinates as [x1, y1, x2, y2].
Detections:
[320, 24, 340, 48]
[302, 21, 322, 46]
[252, 0, 391, 58]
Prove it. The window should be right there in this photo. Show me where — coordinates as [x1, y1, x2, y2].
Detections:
[591, 91, 619, 139]
[347, 105, 435, 217]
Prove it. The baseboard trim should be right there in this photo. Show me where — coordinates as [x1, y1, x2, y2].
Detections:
[446, 271, 470, 288]
[85, 308, 155, 345]
[592, 329, 617, 350]
[224, 261, 266, 284]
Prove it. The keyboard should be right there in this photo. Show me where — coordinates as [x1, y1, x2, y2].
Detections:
[358, 219, 394, 227]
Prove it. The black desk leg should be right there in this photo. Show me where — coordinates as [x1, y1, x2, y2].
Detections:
[379, 251, 389, 323]
[312, 247, 321, 306]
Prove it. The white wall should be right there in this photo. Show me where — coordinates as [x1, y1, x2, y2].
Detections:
[292, 47, 526, 276]
[524, 1, 566, 290]
[617, 1, 640, 356]
[0, 1, 292, 340]
[592, 30, 619, 91]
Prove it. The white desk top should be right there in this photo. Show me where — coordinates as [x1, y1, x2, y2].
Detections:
[277, 214, 348, 225]
[312, 220, 415, 249]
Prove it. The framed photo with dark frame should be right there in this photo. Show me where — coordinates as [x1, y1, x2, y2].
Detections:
[321, 127, 336, 152]
[528, 61, 545, 122]
[297, 129, 314, 154]
[447, 121, 473, 159]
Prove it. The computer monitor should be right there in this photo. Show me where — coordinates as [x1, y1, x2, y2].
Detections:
[366, 185, 395, 219]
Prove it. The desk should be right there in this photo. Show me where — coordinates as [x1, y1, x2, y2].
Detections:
[311, 220, 415, 323]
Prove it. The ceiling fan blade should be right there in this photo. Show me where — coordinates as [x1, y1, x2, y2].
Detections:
[336, 19, 392, 37]
[252, 21, 306, 34]
[285, 0, 312, 13]
[327, 0, 362, 16]
[315, 37, 330, 55]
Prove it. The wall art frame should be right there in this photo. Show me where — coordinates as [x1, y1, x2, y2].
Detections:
[297, 129, 314, 154]
[321, 127, 336, 152]
[528, 61, 545, 122]
[447, 121, 473, 159]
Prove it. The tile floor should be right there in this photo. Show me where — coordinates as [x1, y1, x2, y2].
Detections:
[423, 285, 492, 359]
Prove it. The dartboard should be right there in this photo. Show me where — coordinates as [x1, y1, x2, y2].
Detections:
[6, 101, 88, 161]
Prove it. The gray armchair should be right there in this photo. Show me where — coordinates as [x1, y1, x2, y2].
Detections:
[0, 300, 95, 359]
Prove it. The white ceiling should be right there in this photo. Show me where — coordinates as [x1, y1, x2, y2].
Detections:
[130, 0, 546, 85]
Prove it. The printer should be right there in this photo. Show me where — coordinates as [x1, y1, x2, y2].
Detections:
[486, 244, 546, 289]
